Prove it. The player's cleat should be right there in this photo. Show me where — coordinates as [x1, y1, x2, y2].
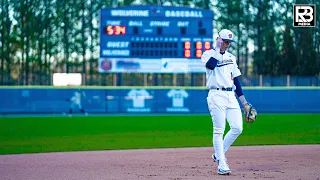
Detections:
[217, 160, 231, 175]
[212, 154, 218, 163]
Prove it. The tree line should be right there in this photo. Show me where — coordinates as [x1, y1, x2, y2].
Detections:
[0, 0, 319, 85]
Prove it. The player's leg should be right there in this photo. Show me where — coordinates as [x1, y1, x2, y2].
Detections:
[78, 103, 88, 115]
[209, 104, 232, 175]
[207, 91, 231, 175]
[224, 108, 243, 153]
[211, 108, 227, 161]
[69, 103, 74, 115]
[207, 92, 228, 162]
[69, 102, 75, 114]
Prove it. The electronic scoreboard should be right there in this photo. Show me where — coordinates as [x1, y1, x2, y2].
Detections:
[99, 5, 213, 73]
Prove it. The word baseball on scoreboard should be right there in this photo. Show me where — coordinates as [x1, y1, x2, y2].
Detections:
[99, 5, 213, 73]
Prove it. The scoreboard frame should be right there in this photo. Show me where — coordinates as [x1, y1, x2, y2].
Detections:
[99, 5, 213, 73]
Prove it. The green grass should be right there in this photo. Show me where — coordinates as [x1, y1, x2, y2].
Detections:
[1, 114, 320, 154]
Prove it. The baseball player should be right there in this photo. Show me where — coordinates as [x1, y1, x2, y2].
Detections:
[201, 29, 257, 175]
[67, 88, 88, 117]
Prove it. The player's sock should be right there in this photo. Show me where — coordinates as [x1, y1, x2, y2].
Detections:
[69, 108, 72, 114]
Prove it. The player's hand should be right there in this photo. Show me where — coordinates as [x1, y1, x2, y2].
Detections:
[243, 103, 257, 123]
[215, 37, 223, 51]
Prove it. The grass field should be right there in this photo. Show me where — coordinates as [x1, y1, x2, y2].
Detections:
[1, 114, 320, 155]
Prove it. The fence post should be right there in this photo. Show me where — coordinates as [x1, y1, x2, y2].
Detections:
[82, 73, 86, 85]
[191, 73, 194, 86]
[173, 73, 177, 86]
[117, 73, 122, 86]
[50, 72, 53, 85]
[259, 74, 263, 87]
[144, 74, 147, 86]
[203, 74, 206, 86]
[154, 73, 158, 86]
[113, 73, 117, 86]
[287, 75, 290, 87]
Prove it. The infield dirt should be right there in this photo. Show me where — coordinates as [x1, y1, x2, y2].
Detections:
[0, 145, 319, 180]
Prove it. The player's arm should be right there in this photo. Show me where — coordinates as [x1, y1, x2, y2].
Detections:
[201, 38, 222, 70]
[232, 58, 244, 103]
[201, 50, 218, 70]
[82, 91, 86, 98]
[234, 77, 247, 106]
[205, 57, 218, 70]
[69, 92, 76, 102]
[234, 77, 257, 123]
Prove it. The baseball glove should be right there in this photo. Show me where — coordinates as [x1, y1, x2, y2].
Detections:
[243, 103, 257, 123]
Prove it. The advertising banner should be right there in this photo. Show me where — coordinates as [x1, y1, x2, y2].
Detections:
[98, 58, 205, 73]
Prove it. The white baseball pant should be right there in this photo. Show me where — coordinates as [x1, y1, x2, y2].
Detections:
[207, 89, 243, 161]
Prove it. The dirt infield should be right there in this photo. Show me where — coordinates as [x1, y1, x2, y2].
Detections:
[0, 145, 319, 180]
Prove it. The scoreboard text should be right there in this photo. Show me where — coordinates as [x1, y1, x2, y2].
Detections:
[100, 6, 213, 59]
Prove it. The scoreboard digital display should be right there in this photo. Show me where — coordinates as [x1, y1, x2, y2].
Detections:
[99, 5, 213, 73]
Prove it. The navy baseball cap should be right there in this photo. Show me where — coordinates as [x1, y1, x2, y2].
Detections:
[219, 29, 236, 43]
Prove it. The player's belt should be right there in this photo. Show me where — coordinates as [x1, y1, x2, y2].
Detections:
[210, 87, 233, 91]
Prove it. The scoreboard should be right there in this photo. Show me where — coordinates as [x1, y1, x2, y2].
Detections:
[99, 5, 213, 73]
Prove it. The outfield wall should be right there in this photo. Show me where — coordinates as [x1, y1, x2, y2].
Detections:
[0, 87, 319, 114]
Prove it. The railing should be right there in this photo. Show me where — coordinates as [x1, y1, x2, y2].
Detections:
[0, 72, 319, 86]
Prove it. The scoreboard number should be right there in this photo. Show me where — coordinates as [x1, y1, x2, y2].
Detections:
[106, 26, 126, 35]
